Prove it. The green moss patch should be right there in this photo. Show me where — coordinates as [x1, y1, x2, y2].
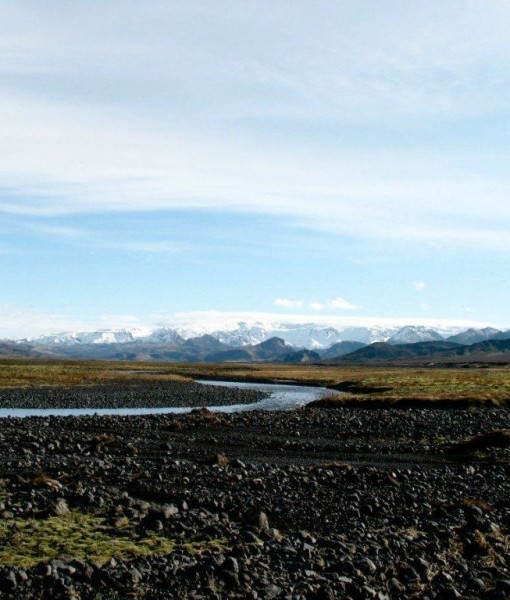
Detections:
[0, 510, 224, 568]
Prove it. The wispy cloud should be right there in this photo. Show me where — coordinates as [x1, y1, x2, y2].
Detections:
[28, 224, 85, 238]
[275, 296, 360, 311]
[102, 241, 182, 254]
[310, 297, 360, 311]
[274, 298, 304, 309]
[2, 95, 510, 250]
[27, 222, 182, 254]
[413, 281, 426, 291]
[0, 3, 510, 250]
[0, 303, 153, 340]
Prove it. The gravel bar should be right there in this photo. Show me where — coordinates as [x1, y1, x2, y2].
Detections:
[0, 381, 267, 410]
[0, 406, 508, 598]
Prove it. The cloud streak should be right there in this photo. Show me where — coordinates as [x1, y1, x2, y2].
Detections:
[275, 297, 360, 311]
[274, 298, 304, 309]
[310, 297, 361, 311]
[1, 92, 510, 250]
[27, 222, 182, 254]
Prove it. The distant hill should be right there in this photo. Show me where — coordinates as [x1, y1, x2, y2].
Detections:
[333, 342, 410, 362]
[490, 330, 510, 341]
[334, 341, 460, 363]
[338, 338, 510, 365]
[443, 338, 510, 362]
[207, 337, 295, 362]
[34, 342, 204, 362]
[0, 342, 38, 358]
[447, 327, 501, 345]
[0, 335, 319, 363]
[182, 334, 232, 354]
[319, 341, 366, 360]
[281, 349, 321, 363]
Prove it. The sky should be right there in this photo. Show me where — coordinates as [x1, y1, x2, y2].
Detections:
[1, 1, 510, 337]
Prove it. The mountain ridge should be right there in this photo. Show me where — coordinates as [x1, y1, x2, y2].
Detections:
[14, 320, 497, 351]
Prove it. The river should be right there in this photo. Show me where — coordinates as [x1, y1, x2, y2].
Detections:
[0, 379, 340, 418]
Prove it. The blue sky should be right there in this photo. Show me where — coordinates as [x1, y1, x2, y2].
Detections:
[1, 1, 510, 337]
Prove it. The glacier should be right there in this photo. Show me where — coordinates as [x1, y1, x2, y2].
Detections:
[15, 312, 490, 350]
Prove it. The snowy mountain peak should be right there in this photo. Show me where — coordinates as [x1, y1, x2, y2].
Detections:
[388, 326, 444, 345]
[144, 328, 185, 345]
[447, 327, 501, 345]
[17, 314, 490, 350]
[28, 329, 137, 345]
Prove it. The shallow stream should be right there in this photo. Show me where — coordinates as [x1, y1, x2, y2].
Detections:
[0, 379, 340, 418]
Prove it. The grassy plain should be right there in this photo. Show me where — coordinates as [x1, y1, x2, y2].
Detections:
[0, 359, 509, 406]
[0, 359, 191, 388]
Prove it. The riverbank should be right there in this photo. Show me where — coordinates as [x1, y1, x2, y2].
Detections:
[0, 407, 508, 599]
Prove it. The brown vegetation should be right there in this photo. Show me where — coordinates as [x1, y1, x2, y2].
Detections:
[448, 429, 510, 453]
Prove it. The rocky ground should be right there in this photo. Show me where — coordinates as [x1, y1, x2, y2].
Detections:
[0, 401, 508, 599]
[0, 381, 266, 409]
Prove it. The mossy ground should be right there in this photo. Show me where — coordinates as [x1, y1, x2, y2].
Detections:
[0, 510, 226, 568]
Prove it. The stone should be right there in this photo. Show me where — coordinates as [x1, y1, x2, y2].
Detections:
[258, 511, 269, 530]
[222, 557, 239, 574]
[52, 498, 70, 516]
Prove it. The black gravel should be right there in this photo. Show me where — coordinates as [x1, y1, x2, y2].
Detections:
[0, 381, 266, 409]
[0, 406, 508, 599]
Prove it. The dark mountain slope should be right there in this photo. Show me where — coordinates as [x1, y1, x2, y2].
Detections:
[490, 330, 510, 341]
[447, 327, 501, 345]
[337, 339, 510, 365]
[319, 341, 366, 360]
[444, 338, 510, 360]
[182, 335, 232, 353]
[0, 342, 38, 358]
[281, 349, 321, 363]
[335, 341, 461, 363]
[206, 337, 291, 362]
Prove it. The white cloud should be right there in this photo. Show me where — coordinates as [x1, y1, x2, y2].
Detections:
[328, 297, 360, 310]
[309, 302, 325, 311]
[0, 304, 87, 339]
[151, 310, 494, 335]
[0, 303, 151, 340]
[413, 281, 426, 291]
[310, 297, 360, 311]
[274, 298, 304, 309]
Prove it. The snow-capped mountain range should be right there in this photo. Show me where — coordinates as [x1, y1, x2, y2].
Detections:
[14, 313, 494, 350]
